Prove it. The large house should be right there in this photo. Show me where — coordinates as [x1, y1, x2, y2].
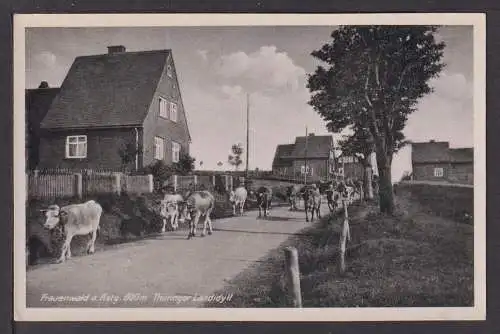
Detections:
[411, 140, 473, 185]
[29, 45, 191, 171]
[272, 133, 336, 182]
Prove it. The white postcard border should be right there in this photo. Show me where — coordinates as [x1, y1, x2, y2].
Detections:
[13, 13, 487, 322]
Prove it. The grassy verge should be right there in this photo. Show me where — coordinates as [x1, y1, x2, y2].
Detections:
[206, 193, 473, 307]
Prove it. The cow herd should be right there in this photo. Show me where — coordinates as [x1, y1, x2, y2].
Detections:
[36, 179, 362, 264]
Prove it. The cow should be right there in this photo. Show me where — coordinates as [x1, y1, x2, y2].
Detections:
[229, 186, 248, 216]
[41, 200, 102, 264]
[182, 190, 216, 240]
[160, 193, 184, 231]
[286, 185, 301, 211]
[255, 186, 272, 218]
[302, 184, 322, 222]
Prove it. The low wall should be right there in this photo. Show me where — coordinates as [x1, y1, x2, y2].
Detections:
[395, 181, 473, 223]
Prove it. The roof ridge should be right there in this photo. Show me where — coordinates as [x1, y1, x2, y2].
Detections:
[74, 49, 171, 60]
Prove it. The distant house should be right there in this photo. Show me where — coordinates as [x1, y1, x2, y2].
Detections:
[337, 154, 364, 180]
[272, 133, 335, 182]
[35, 45, 191, 171]
[25, 82, 60, 170]
[411, 140, 473, 185]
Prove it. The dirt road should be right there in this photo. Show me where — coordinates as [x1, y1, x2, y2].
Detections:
[26, 205, 328, 308]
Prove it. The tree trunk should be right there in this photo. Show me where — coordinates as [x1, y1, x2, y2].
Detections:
[375, 153, 395, 214]
[363, 164, 374, 200]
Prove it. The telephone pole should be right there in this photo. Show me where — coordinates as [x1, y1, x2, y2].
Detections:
[245, 93, 250, 180]
[304, 126, 308, 185]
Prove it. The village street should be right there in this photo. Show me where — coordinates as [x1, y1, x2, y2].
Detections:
[26, 205, 329, 308]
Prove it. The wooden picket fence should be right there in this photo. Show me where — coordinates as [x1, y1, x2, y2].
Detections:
[26, 169, 153, 199]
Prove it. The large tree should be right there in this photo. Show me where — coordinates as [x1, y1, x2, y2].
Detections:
[307, 26, 445, 213]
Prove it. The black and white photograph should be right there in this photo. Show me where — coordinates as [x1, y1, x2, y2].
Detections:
[13, 14, 485, 322]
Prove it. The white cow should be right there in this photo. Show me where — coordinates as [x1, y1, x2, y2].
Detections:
[160, 193, 184, 231]
[229, 186, 248, 216]
[42, 200, 102, 264]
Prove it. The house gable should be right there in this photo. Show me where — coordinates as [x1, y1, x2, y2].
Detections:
[290, 134, 334, 159]
[141, 51, 191, 167]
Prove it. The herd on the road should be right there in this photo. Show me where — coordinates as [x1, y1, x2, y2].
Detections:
[36, 179, 362, 264]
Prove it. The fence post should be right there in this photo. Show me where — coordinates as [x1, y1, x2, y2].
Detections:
[339, 199, 350, 274]
[112, 172, 121, 195]
[230, 175, 233, 190]
[74, 173, 82, 199]
[212, 175, 216, 186]
[148, 174, 154, 193]
[284, 246, 302, 308]
[194, 175, 198, 186]
[173, 175, 178, 192]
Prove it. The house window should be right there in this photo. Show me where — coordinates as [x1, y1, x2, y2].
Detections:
[338, 167, 344, 176]
[172, 141, 181, 163]
[167, 65, 173, 78]
[434, 167, 444, 178]
[154, 136, 165, 160]
[159, 97, 168, 118]
[169, 102, 178, 122]
[301, 165, 312, 175]
[65, 135, 87, 159]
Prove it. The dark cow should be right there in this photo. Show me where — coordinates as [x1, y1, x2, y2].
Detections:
[302, 184, 321, 222]
[256, 186, 272, 218]
[325, 181, 340, 213]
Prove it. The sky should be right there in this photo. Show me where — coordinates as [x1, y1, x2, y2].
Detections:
[25, 25, 474, 181]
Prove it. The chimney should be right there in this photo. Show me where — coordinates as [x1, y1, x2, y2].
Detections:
[429, 139, 435, 143]
[38, 81, 49, 89]
[308, 133, 315, 137]
[107, 45, 126, 54]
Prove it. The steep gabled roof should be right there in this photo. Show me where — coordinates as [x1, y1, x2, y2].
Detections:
[272, 144, 295, 167]
[290, 135, 334, 159]
[411, 141, 450, 163]
[449, 148, 473, 163]
[40, 50, 171, 129]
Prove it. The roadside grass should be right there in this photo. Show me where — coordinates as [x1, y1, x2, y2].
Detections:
[206, 193, 473, 307]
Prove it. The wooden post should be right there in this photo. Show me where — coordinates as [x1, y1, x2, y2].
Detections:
[148, 174, 154, 193]
[74, 173, 82, 199]
[284, 246, 302, 308]
[339, 199, 350, 274]
[212, 175, 216, 186]
[173, 175, 178, 193]
[194, 175, 198, 186]
[112, 172, 121, 195]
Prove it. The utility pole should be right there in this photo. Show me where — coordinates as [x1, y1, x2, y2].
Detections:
[245, 93, 250, 181]
[304, 126, 308, 185]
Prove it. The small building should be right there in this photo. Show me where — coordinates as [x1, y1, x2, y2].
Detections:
[337, 154, 364, 181]
[34, 45, 191, 171]
[411, 140, 473, 185]
[272, 133, 336, 182]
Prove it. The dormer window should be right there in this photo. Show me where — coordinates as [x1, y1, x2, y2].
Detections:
[167, 65, 173, 78]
